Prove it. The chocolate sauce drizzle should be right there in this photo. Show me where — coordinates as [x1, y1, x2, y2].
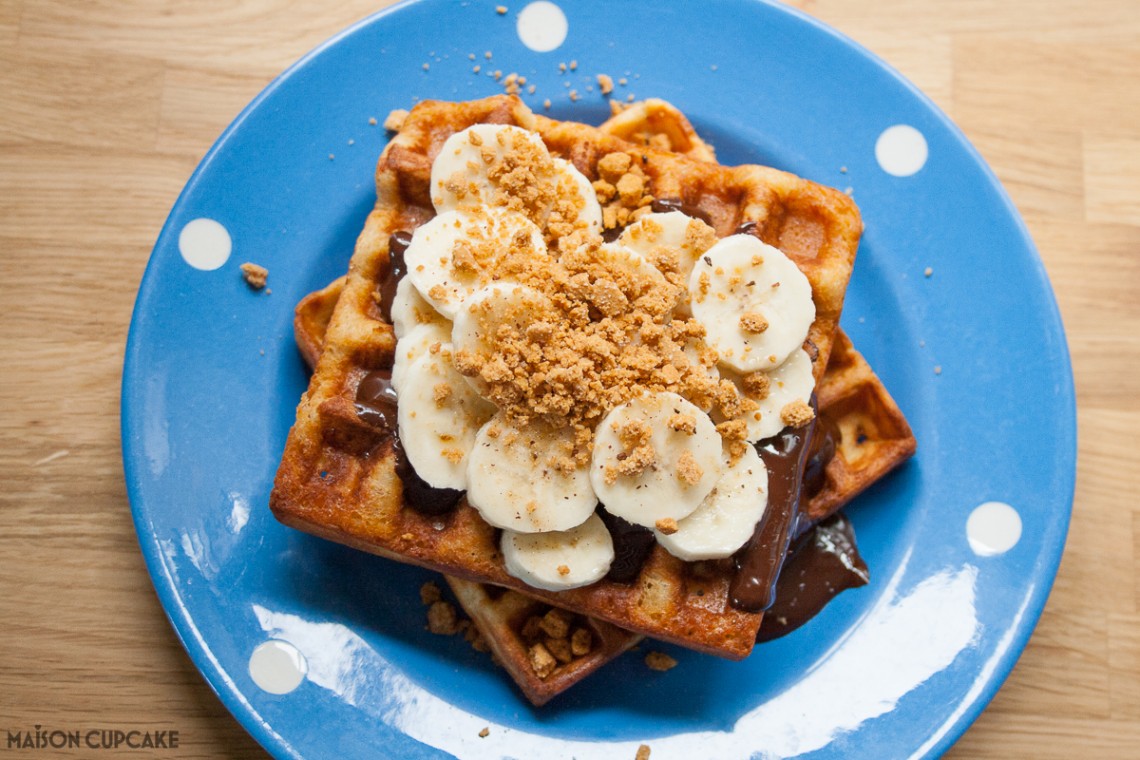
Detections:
[729, 399, 818, 612]
[597, 508, 656, 583]
[353, 368, 462, 516]
[651, 197, 713, 226]
[757, 512, 869, 642]
[377, 230, 413, 323]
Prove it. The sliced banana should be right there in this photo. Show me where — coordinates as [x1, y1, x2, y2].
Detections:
[429, 124, 556, 221]
[391, 321, 452, 395]
[727, 347, 816, 442]
[501, 513, 615, 591]
[403, 208, 547, 319]
[654, 444, 768, 561]
[395, 349, 495, 490]
[550, 157, 603, 237]
[591, 391, 723, 527]
[619, 211, 717, 293]
[689, 234, 815, 372]
[450, 282, 554, 397]
[466, 414, 597, 533]
[390, 276, 448, 339]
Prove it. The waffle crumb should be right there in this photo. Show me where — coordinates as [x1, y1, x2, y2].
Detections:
[597, 74, 614, 95]
[528, 642, 558, 679]
[557, 564, 570, 576]
[636, 745, 651, 760]
[740, 311, 769, 333]
[644, 651, 677, 671]
[521, 615, 544, 642]
[570, 627, 593, 656]
[781, 399, 815, 428]
[655, 517, 679, 535]
[427, 600, 460, 635]
[479, 727, 490, 738]
[675, 451, 703, 485]
[495, 5, 507, 13]
[540, 608, 572, 639]
[383, 109, 409, 132]
[240, 262, 268, 290]
[924, 266, 933, 277]
[545, 636, 574, 664]
[419, 581, 442, 605]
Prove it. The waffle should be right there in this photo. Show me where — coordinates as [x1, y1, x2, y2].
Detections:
[271, 95, 863, 658]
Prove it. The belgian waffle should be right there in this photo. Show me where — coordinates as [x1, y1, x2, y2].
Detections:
[271, 95, 862, 658]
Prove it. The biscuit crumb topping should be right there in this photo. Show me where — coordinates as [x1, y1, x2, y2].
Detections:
[741, 371, 770, 399]
[781, 399, 815, 428]
[740, 311, 769, 334]
[675, 451, 703, 485]
[655, 517, 679, 535]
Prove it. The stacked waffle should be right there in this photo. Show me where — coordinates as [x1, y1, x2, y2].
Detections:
[274, 96, 915, 705]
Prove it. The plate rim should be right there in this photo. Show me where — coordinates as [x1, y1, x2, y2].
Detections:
[120, 0, 1077, 757]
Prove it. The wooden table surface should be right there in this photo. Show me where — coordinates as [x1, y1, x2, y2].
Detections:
[2, 1, 1137, 757]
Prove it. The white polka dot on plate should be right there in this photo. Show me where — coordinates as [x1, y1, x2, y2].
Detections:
[516, 1, 568, 52]
[966, 501, 1022, 556]
[249, 640, 307, 695]
[875, 124, 928, 177]
[178, 218, 232, 271]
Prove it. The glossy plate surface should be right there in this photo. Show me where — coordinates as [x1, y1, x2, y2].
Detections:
[122, 1, 1075, 757]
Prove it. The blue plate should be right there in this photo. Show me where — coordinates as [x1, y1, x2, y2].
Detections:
[122, 1, 1075, 757]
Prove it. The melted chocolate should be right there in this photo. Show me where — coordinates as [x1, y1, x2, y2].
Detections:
[601, 226, 624, 243]
[803, 412, 840, 500]
[393, 437, 464, 516]
[598, 508, 656, 583]
[354, 369, 399, 431]
[353, 368, 461, 516]
[756, 513, 869, 642]
[729, 401, 818, 612]
[651, 197, 714, 226]
[377, 230, 414, 322]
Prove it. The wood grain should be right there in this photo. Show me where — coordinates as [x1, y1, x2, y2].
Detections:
[2, 1, 1137, 757]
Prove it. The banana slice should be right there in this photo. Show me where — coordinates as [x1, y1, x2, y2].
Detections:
[390, 276, 448, 339]
[551, 157, 603, 237]
[429, 124, 557, 221]
[619, 211, 717, 293]
[396, 349, 495, 490]
[391, 321, 452, 395]
[689, 234, 815, 372]
[501, 513, 615, 591]
[403, 207, 547, 319]
[466, 414, 597, 533]
[728, 347, 816, 442]
[654, 444, 769, 561]
[450, 282, 554, 396]
[591, 391, 723, 527]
